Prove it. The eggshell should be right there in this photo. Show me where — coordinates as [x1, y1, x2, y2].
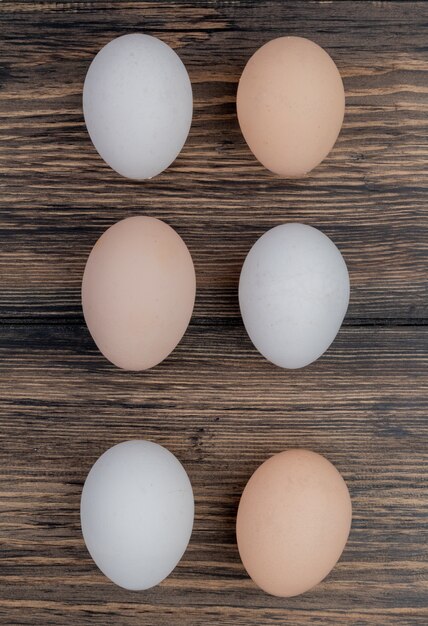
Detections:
[236, 449, 352, 597]
[83, 33, 192, 180]
[239, 223, 349, 368]
[82, 216, 195, 370]
[81, 440, 194, 590]
[237, 36, 345, 177]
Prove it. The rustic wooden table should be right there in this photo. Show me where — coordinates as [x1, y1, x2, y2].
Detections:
[0, 1, 427, 625]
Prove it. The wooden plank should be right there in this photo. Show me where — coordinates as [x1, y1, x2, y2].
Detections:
[0, 324, 427, 625]
[0, 1, 427, 320]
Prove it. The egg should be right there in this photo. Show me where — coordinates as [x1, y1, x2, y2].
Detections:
[82, 216, 195, 370]
[236, 449, 352, 597]
[83, 33, 192, 180]
[239, 223, 349, 369]
[81, 440, 194, 590]
[236, 36, 345, 177]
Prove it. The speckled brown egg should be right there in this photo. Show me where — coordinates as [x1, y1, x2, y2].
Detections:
[236, 449, 352, 597]
[237, 37, 345, 177]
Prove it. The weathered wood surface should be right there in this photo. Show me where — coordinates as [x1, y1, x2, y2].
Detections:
[0, 1, 427, 625]
[0, 1, 427, 321]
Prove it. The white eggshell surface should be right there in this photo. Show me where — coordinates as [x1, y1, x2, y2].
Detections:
[83, 33, 193, 180]
[239, 223, 350, 369]
[80, 440, 194, 591]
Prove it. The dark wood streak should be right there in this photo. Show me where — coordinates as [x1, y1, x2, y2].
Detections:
[0, 1, 427, 625]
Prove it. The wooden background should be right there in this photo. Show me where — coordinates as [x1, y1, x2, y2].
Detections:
[0, 1, 427, 624]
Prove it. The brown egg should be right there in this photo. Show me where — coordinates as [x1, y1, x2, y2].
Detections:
[236, 449, 352, 597]
[82, 216, 195, 370]
[236, 37, 345, 177]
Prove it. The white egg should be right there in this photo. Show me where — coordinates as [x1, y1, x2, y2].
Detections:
[83, 33, 193, 180]
[80, 440, 194, 590]
[239, 223, 350, 369]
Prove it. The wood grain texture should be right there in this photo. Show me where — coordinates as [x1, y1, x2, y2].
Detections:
[0, 0, 427, 320]
[1, 324, 428, 625]
[0, 1, 427, 625]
